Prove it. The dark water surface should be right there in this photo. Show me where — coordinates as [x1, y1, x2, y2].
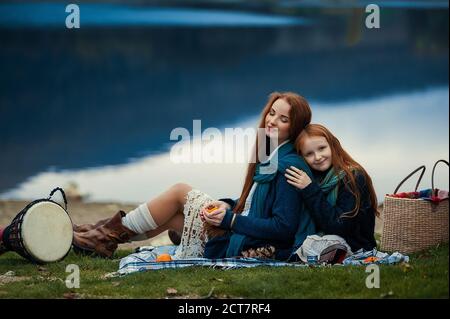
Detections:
[0, 2, 448, 201]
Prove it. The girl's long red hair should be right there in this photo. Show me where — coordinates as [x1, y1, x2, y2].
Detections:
[296, 124, 379, 217]
[233, 92, 312, 214]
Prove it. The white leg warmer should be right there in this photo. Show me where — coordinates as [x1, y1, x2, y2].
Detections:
[122, 203, 158, 234]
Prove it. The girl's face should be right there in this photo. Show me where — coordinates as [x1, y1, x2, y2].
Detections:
[265, 98, 291, 144]
[301, 136, 332, 171]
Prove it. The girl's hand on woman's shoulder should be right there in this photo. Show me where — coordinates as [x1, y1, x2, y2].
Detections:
[285, 166, 312, 190]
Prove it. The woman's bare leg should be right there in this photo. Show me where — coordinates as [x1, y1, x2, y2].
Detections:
[143, 213, 184, 239]
[72, 183, 192, 256]
[146, 183, 192, 227]
[134, 183, 190, 241]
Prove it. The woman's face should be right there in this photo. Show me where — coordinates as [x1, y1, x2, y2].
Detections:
[301, 136, 333, 171]
[264, 98, 291, 145]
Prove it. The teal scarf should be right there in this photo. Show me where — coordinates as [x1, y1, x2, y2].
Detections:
[226, 141, 312, 257]
[319, 168, 346, 206]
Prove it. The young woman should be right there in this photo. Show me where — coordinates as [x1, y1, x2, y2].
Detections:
[72, 92, 316, 260]
[285, 124, 378, 253]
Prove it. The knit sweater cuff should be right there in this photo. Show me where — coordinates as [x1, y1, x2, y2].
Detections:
[218, 198, 237, 210]
[300, 181, 321, 199]
[219, 209, 234, 230]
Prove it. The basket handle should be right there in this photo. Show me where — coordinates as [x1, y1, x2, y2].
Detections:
[394, 165, 426, 194]
[431, 159, 449, 191]
[48, 187, 68, 210]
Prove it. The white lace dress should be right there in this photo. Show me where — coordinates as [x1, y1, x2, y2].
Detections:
[173, 189, 215, 259]
[172, 184, 258, 259]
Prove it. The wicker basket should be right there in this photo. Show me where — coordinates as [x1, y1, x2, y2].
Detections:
[380, 160, 449, 254]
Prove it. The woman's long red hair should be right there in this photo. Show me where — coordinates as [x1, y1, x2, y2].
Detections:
[233, 92, 312, 214]
[296, 124, 379, 217]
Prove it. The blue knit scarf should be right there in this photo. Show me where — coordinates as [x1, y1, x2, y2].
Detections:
[226, 141, 312, 257]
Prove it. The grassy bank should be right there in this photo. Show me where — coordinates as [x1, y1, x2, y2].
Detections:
[0, 243, 448, 299]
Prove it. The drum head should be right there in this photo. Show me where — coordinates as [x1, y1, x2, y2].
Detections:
[21, 202, 73, 263]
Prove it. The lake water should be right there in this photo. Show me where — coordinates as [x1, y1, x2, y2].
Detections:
[0, 2, 448, 203]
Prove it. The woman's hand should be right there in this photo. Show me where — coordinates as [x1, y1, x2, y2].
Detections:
[199, 201, 230, 226]
[285, 166, 312, 190]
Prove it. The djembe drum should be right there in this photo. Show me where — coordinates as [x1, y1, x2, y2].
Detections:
[0, 188, 73, 264]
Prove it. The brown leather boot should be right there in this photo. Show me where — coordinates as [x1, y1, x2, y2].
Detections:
[72, 211, 137, 258]
[73, 217, 111, 233]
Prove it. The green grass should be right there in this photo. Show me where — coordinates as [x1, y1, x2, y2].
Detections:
[0, 244, 448, 299]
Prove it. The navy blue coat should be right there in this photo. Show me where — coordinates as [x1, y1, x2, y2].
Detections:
[299, 169, 377, 252]
[204, 171, 316, 260]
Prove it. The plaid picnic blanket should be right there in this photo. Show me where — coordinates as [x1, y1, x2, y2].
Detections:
[110, 245, 409, 277]
[115, 245, 307, 276]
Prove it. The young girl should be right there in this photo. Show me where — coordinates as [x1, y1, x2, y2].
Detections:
[72, 92, 316, 260]
[285, 124, 378, 253]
